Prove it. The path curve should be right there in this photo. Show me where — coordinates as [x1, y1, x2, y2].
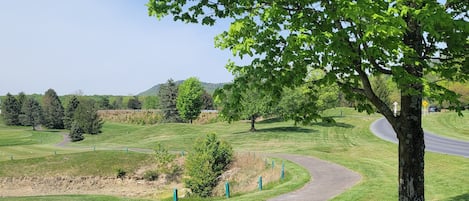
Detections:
[268, 154, 361, 201]
[371, 118, 469, 158]
[55, 134, 362, 200]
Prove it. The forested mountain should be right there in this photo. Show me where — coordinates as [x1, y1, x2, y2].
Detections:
[138, 80, 226, 96]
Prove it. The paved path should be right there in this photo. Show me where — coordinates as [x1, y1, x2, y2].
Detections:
[55, 134, 362, 200]
[268, 154, 361, 201]
[371, 118, 469, 158]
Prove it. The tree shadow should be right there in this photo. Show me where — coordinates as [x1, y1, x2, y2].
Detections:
[234, 126, 317, 134]
[311, 121, 354, 128]
[257, 117, 285, 124]
[447, 193, 469, 201]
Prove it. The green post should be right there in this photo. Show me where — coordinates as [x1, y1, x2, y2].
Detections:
[126, 147, 129, 153]
[258, 176, 263, 191]
[54, 151, 57, 155]
[281, 161, 285, 180]
[93, 146, 96, 151]
[10, 155, 13, 160]
[272, 160, 275, 170]
[173, 188, 178, 201]
[181, 150, 185, 156]
[225, 181, 230, 198]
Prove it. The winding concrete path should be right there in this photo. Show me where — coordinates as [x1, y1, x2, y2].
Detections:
[268, 154, 361, 201]
[56, 134, 362, 200]
[371, 118, 469, 158]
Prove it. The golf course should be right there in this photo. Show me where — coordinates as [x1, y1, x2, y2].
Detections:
[0, 108, 467, 200]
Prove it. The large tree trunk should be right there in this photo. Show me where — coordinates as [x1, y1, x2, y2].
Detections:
[390, 94, 425, 201]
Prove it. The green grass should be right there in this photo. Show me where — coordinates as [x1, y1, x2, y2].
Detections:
[422, 111, 469, 141]
[1, 108, 468, 200]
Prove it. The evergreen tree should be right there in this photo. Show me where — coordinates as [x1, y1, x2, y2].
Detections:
[112, 96, 124, 109]
[19, 98, 43, 130]
[64, 96, 80, 129]
[127, 96, 142, 109]
[158, 79, 180, 122]
[69, 121, 84, 142]
[1, 93, 21, 125]
[42, 89, 64, 129]
[74, 99, 103, 134]
[201, 91, 214, 110]
[177, 77, 204, 124]
[98, 96, 112, 109]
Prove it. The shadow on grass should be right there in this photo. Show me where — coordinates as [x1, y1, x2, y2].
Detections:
[234, 126, 317, 134]
[257, 117, 285, 124]
[311, 121, 354, 128]
[447, 193, 469, 201]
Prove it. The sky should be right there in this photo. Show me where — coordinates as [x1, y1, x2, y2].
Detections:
[0, 0, 238, 95]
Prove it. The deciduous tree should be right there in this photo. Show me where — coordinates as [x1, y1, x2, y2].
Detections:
[147, 1, 468, 200]
[177, 77, 204, 123]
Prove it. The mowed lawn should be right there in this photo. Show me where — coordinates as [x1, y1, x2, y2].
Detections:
[0, 108, 468, 200]
[423, 110, 469, 141]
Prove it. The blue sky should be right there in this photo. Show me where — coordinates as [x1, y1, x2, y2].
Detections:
[0, 0, 236, 95]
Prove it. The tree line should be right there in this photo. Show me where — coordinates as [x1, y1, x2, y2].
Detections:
[1, 89, 103, 142]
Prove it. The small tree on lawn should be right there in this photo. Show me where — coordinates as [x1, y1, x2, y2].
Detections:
[69, 121, 84, 142]
[177, 77, 204, 124]
[64, 96, 80, 130]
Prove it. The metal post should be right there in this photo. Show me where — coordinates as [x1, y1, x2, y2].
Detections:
[272, 160, 275, 170]
[181, 150, 185, 156]
[225, 182, 230, 198]
[258, 176, 263, 191]
[173, 188, 178, 201]
[126, 147, 129, 153]
[281, 161, 285, 180]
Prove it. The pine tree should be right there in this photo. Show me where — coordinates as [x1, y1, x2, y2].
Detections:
[19, 98, 43, 130]
[1, 93, 21, 125]
[73, 99, 103, 134]
[42, 89, 64, 129]
[69, 121, 84, 142]
[64, 96, 80, 129]
[158, 79, 180, 122]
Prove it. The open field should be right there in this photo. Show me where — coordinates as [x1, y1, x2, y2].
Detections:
[423, 111, 469, 141]
[0, 108, 468, 200]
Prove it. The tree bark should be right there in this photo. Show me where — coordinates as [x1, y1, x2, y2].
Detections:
[389, 93, 425, 201]
[250, 116, 256, 132]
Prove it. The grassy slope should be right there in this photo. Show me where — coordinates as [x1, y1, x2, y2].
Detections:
[1, 108, 468, 200]
[422, 111, 469, 141]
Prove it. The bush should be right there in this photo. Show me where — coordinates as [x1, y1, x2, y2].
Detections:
[143, 170, 159, 181]
[154, 143, 182, 182]
[184, 133, 233, 197]
[116, 168, 126, 179]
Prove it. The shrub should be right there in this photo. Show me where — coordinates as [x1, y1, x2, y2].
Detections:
[69, 121, 84, 142]
[116, 168, 126, 179]
[184, 133, 233, 197]
[143, 170, 159, 181]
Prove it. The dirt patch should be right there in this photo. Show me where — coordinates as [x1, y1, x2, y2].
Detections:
[0, 176, 174, 198]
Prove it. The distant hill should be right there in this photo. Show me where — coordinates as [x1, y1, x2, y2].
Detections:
[138, 80, 227, 96]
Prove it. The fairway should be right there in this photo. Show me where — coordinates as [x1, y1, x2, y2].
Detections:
[0, 108, 468, 200]
[423, 111, 469, 141]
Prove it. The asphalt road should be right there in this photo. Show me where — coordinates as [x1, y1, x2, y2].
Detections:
[370, 118, 469, 158]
